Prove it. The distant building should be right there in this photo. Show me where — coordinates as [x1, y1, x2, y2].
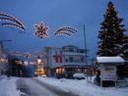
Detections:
[0, 41, 8, 75]
[43, 45, 95, 78]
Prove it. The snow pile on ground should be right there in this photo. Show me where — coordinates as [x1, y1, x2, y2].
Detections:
[0, 75, 20, 96]
[37, 77, 128, 96]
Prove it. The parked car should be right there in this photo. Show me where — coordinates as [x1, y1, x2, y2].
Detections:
[73, 73, 86, 80]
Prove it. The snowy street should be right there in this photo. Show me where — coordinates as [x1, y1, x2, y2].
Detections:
[0, 76, 128, 96]
[0, 0, 128, 96]
[16, 78, 78, 96]
[36, 77, 128, 96]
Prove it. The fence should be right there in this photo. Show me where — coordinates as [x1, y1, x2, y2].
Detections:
[115, 79, 128, 88]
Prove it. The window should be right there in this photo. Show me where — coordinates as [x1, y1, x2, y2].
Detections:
[69, 57, 73, 62]
[79, 49, 85, 53]
[81, 57, 84, 63]
[69, 48, 74, 52]
[65, 59, 68, 62]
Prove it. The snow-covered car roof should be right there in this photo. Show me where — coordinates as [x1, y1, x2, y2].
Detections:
[96, 56, 125, 64]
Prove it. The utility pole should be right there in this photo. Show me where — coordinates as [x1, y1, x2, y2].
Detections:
[83, 24, 88, 63]
[83, 24, 89, 82]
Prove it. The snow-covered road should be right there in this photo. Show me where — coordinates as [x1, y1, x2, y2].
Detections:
[16, 78, 78, 96]
[0, 76, 128, 96]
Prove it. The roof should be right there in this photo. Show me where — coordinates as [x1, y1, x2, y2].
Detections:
[96, 56, 125, 63]
[62, 45, 78, 49]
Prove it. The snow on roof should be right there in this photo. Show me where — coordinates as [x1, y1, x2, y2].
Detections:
[97, 56, 125, 63]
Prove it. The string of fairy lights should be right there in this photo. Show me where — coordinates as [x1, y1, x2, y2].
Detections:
[8, 51, 45, 59]
[0, 12, 78, 39]
[0, 12, 78, 76]
[55, 26, 77, 36]
[0, 11, 78, 59]
[34, 22, 78, 39]
[0, 12, 25, 31]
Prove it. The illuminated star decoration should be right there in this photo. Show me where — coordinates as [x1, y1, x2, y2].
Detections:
[0, 12, 25, 31]
[34, 22, 49, 39]
[55, 26, 77, 37]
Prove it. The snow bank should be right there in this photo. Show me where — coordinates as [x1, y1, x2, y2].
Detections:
[0, 76, 20, 96]
[37, 77, 128, 96]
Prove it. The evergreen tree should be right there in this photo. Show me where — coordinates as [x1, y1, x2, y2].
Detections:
[97, 1, 126, 56]
[116, 34, 128, 79]
[122, 34, 128, 58]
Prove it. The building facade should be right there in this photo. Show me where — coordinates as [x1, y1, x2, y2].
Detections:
[43, 45, 92, 78]
[0, 41, 8, 75]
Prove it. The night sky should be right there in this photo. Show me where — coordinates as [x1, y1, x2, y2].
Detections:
[0, 0, 128, 58]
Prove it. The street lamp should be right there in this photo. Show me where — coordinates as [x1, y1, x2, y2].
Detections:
[37, 56, 42, 65]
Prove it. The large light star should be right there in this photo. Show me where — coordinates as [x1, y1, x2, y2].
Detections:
[34, 22, 49, 39]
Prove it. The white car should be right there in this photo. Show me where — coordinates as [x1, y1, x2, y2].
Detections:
[73, 73, 86, 79]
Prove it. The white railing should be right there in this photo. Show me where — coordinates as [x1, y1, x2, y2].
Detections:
[115, 79, 128, 88]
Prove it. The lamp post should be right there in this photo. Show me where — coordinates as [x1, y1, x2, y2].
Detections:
[37, 56, 42, 65]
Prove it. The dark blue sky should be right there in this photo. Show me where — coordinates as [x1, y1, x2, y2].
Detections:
[0, 0, 128, 58]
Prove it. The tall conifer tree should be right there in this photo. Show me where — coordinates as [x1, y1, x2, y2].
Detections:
[122, 34, 128, 58]
[97, 1, 126, 56]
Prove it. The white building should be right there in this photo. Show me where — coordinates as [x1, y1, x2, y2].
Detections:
[43, 45, 89, 78]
